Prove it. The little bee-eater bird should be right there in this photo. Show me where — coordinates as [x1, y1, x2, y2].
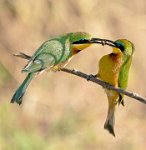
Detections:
[97, 39, 134, 136]
[11, 32, 115, 105]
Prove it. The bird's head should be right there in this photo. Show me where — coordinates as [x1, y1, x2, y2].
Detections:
[69, 32, 92, 54]
[69, 32, 92, 43]
[69, 32, 116, 54]
[113, 39, 134, 56]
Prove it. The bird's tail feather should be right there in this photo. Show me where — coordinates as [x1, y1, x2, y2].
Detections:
[11, 73, 35, 105]
[104, 106, 115, 137]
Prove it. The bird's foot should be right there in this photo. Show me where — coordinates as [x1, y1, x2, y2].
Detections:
[52, 66, 62, 72]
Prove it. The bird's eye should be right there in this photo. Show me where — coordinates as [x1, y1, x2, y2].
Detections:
[114, 42, 125, 51]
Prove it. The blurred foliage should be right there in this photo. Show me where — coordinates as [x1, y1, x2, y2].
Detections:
[0, 0, 146, 149]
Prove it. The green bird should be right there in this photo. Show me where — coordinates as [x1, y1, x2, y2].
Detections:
[97, 39, 134, 136]
[11, 32, 115, 105]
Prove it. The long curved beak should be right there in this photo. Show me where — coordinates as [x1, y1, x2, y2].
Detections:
[90, 38, 116, 47]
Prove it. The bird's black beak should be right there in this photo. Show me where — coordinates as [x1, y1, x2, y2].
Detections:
[90, 38, 117, 47]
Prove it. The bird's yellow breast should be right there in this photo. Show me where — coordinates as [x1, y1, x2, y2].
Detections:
[98, 53, 123, 86]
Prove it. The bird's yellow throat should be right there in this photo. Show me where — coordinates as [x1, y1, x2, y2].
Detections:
[72, 44, 91, 54]
[113, 47, 122, 54]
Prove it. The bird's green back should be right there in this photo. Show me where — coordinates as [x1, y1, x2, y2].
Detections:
[118, 56, 132, 89]
[115, 39, 134, 89]
[32, 35, 68, 63]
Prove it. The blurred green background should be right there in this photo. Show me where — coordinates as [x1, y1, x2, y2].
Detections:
[0, 0, 146, 149]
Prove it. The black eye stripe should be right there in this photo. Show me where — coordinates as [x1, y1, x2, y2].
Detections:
[115, 42, 125, 51]
[72, 39, 89, 44]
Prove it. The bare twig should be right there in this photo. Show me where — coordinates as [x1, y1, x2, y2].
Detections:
[60, 68, 146, 105]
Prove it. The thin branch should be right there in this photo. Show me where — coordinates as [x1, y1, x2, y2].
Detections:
[60, 68, 146, 105]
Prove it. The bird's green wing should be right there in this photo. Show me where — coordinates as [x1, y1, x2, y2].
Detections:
[118, 56, 132, 105]
[22, 53, 57, 73]
[22, 38, 68, 73]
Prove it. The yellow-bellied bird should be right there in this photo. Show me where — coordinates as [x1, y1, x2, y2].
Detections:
[97, 39, 134, 136]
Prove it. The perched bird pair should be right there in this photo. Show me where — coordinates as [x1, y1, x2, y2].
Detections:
[11, 32, 134, 136]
